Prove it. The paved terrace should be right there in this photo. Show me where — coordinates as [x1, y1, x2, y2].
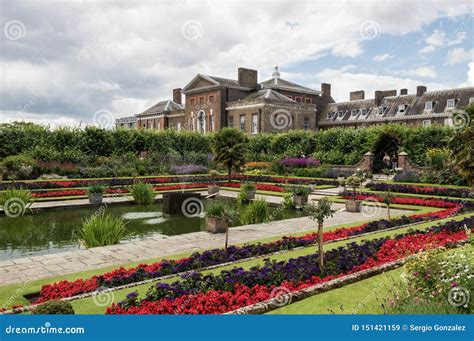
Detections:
[0, 190, 411, 285]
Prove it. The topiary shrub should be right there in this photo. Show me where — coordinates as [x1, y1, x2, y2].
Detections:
[32, 300, 75, 314]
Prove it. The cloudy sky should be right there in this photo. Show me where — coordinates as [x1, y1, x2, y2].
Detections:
[1, 0, 473, 128]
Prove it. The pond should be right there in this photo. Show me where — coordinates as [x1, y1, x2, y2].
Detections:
[0, 198, 304, 261]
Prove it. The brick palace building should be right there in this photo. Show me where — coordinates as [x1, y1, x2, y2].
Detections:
[116, 66, 474, 134]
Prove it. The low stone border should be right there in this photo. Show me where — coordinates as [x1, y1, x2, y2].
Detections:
[0, 213, 454, 315]
[224, 260, 403, 315]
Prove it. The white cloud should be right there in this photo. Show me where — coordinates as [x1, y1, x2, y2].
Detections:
[331, 41, 363, 58]
[401, 66, 438, 78]
[468, 61, 474, 85]
[80, 81, 121, 92]
[419, 29, 446, 54]
[373, 53, 393, 62]
[445, 47, 474, 65]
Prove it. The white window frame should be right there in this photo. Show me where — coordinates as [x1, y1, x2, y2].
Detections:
[424, 101, 433, 111]
[398, 104, 406, 113]
[337, 111, 344, 118]
[326, 112, 333, 120]
[177, 122, 182, 131]
[209, 109, 214, 132]
[251, 113, 258, 134]
[422, 119, 431, 127]
[360, 108, 367, 116]
[351, 109, 359, 116]
[228, 116, 234, 128]
[239, 115, 245, 131]
[446, 99, 456, 109]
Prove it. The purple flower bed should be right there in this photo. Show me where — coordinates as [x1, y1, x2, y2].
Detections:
[170, 164, 209, 175]
[281, 157, 320, 168]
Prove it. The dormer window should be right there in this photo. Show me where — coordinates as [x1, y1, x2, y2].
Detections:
[398, 104, 407, 113]
[446, 98, 456, 109]
[305, 98, 312, 104]
[470, 97, 474, 104]
[338, 111, 344, 118]
[351, 109, 359, 116]
[326, 112, 333, 120]
[425, 101, 433, 111]
[360, 109, 368, 116]
[378, 106, 386, 115]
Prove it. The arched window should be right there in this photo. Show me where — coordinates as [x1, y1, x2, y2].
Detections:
[198, 111, 206, 133]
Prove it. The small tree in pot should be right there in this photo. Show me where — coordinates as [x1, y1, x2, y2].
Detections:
[290, 186, 311, 208]
[304, 197, 333, 269]
[87, 184, 105, 205]
[205, 202, 234, 251]
[345, 176, 362, 212]
[241, 183, 256, 201]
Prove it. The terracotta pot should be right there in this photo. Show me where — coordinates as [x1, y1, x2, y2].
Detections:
[208, 185, 219, 195]
[205, 217, 228, 233]
[345, 200, 362, 212]
[293, 194, 308, 207]
[88, 193, 103, 205]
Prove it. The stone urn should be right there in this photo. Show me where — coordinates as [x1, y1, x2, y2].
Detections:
[88, 192, 103, 205]
[208, 185, 219, 195]
[293, 194, 308, 207]
[345, 200, 362, 212]
[206, 217, 228, 233]
[245, 190, 256, 201]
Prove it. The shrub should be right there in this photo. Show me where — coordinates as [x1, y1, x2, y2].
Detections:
[205, 201, 227, 218]
[281, 157, 320, 168]
[0, 188, 34, 216]
[289, 185, 311, 196]
[130, 182, 155, 204]
[78, 212, 126, 248]
[240, 199, 270, 225]
[87, 184, 105, 194]
[170, 164, 208, 175]
[32, 300, 75, 315]
[426, 147, 451, 171]
[393, 171, 421, 183]
[1, 155, 36, 180]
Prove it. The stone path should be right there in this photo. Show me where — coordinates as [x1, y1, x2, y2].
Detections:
[0, 191, 411, 286]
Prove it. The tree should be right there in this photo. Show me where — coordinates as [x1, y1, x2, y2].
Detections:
[304, 197, 334, 269]
[212, 128, 249, 182]
[449, 104, 474, 186]
[381, 189, 394, 220]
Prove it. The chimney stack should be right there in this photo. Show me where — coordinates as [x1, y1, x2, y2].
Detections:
[416, 85, 427, 97]
[374, 89, 397, 106]
[350, 90, 365, 101]
[400, 89, 408, 95]
[238, 67, 258, 89]
[321, 83, 331, 97]
[173, 88, 182, 105]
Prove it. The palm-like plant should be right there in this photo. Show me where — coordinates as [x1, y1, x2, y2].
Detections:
[212, 128, 249, 182]
[449, 104, 474, 186]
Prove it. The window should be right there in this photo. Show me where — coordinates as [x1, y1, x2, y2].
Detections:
[228, 117, 234, 128]
[305, 98, 312, 104]
[198, 111, 205, 133]
[424, 101, 433, 110]
[469, 97, 474, 104]
[326, 112, 333, 120]
[251, 114, 258, 134]
[446, 98, 456, 109]
[199, 97, 204, 104]
[351, 109, 359, 116]
[377, 106, 386, 115]
[398, 104, 406, 113]
[240, 115, 245, 131]
[209, 111, 214, 131]
[303, 117, 309, 130]
[360, 109, 367, 116]
[190, 98, 195, 105]
[423, 119, 431, 127]
[337, 111, 344, 118]
[177, 122, 182, 131]
[209, 95, 215, 103]
[295, 97, 303, 102]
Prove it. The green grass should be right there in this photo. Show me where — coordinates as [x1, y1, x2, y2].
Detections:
[362, 189, 474, 201]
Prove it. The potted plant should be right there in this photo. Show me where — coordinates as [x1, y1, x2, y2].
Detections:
[87, 184, 105, 205]
[290, 186, 311, 207]
[205, 201, 229, 234]
[365, 173, 374, 185]
[345, 176, 362, 212]
[241, 183, 256, 201]
[208, 184, 220, 195]
[337, 172, 345, 183]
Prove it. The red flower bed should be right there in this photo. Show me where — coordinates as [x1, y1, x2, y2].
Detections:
[343, 195, 460, 209]
[223, 183, 285, 192]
